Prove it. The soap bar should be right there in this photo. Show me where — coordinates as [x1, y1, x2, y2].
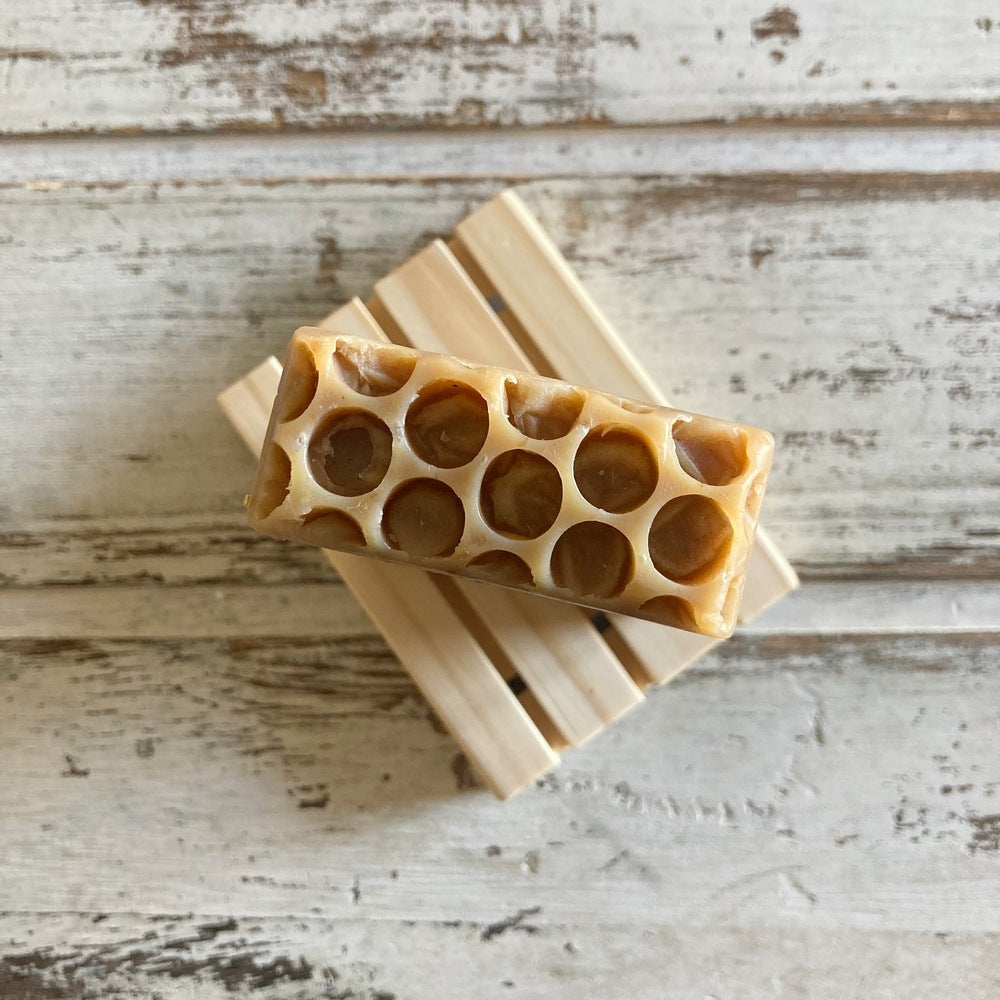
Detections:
[247, 328, 774, 638]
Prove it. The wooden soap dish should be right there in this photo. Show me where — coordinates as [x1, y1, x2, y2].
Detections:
[219, 190, 798, 799]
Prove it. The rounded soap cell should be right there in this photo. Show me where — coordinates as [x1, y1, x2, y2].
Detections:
[648, 495, 733, 585]
[406, 380, 490, 468]
[480, 450, 562, 539]
[308, 409, 393, 497]
[551, 522, 634, 599]
[573, 426, 658, 514]
[382, 479, 466, 558]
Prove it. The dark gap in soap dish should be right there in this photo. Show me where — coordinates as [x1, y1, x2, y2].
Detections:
[365, 294, 412, 348]
[507, 674, 528, 696]
[429, 575, 565, 748]
[591, 612, 613, 635]
[447, 234, 558, 379]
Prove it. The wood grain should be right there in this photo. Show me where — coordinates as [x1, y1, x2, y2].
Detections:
[3, 0, 999, 976]
[369, 243, 647, 742]
[7, 126, 1000, 186]
[219, 328, 559, 798]
[3, 913, 998, 999]
[2, 628, 998, 928]
[4, 0, 1000, 135]
[2, 175, 998, 574]
[3, 579, 999, 640]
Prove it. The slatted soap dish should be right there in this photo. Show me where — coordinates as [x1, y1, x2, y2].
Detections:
[219, 190, 798, 799]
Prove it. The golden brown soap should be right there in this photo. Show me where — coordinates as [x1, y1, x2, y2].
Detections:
[247, 328, 775, 638]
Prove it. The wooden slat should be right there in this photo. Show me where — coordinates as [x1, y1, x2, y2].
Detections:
[219, 345, 557, 799]
[217, 361, 284, 462]
[455, 203, 664, 400]
[312, 297, 616, 747]
[373, 241, 531, 369]
[459, 581, 643, 738]
[217, 357, 286, 454]
[371, 241, 644, 743]
[314, 294, 388, 341]
[374, 239, 731, 711]
[455, 191, 799, 683]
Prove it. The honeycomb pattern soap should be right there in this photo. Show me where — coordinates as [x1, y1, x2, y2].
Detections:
[247, 328, 775, 638]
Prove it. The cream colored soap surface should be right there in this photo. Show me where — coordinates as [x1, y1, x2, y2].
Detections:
[248, 329, 773, 638]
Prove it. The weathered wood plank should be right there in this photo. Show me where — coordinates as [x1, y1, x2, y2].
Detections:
[1, 630, 997, 930]
[2, 176, 998, 572]
[3, 4, 998, 985]
[2, 912, 998, 999]
[6, 126, 1000, 185]
[0, 515, 332, 588]
[2, 579, 999, 640]
[4, 514, 998, 592]
[3, 0, 1000, 135]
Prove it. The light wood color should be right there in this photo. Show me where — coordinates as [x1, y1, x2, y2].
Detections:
[371, 239, 644, 734]
[322, 281, 644, 741]
[222, 193, 795, 792]
[454, 189, 799, 615]
[375, 234, 789, 625]
[372, 240, 529, 366]
[454, 191, 799, 682]
[220, 343, 557, 800]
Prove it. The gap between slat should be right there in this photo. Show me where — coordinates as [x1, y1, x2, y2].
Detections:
[367, 243, 646, 740]
[329, 294, 578, 752]
[447, 237, 558, 379]
[432, 575, 569, 752]
[448, 231, 674, 685]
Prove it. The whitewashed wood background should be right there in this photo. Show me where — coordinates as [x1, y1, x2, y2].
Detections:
[2, 2, 999, 997]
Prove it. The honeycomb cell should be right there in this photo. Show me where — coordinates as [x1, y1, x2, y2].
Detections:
[648, 495, 733, 584]
[480, 450, 562, 539]
[255, 443, 292, 518]
[278, 340, 318, 422]
[405, 380, 489, 468]
[672, 417, 749, 487]
[573, 425, 658, 514]
[250, 329, 775, 636]
[307, 409, 392, 497]
[333, 339, 416, 397]
[467, 550, 534, 588]
[639, 595, 698, 631]
[299, 508, 366, 549]
[382, 479, 465, 558]
[504, 376, 585, 440]
[551, 522, 634, 599]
